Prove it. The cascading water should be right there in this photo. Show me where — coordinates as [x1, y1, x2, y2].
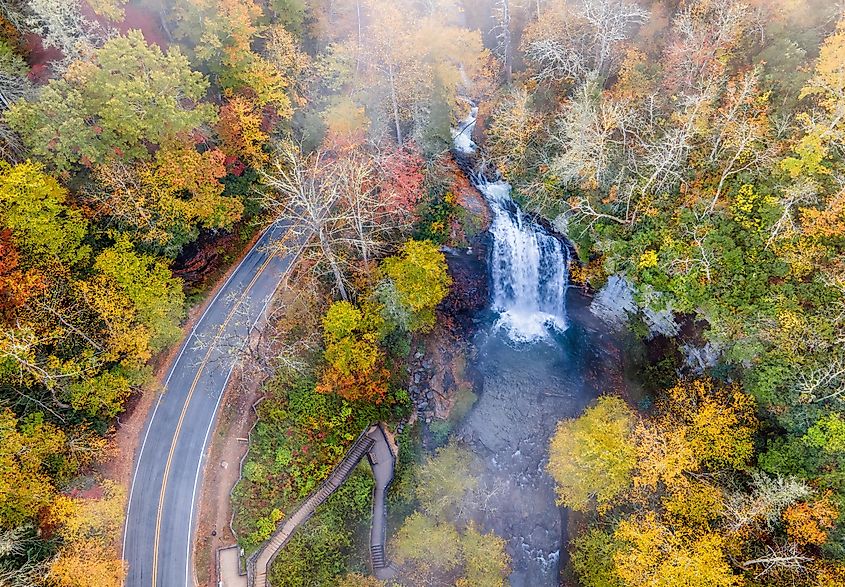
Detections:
[453, 105, 569, 342]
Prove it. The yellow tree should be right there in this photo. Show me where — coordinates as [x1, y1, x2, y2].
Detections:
[635, 379, 756, 493]
[0, 409, 64, 528]
[47, 479, 126, 587]
[547, 395, 637, 511]
[380, 240, 452, 333]
[613, 513, 741, 587]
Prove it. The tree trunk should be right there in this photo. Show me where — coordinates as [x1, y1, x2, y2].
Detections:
[356, 0, 363, 74]
[388, 62, 403, 144]
[319, 228, 349, 301]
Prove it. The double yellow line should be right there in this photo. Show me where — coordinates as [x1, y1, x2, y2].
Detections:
[150, 252, 276, 587]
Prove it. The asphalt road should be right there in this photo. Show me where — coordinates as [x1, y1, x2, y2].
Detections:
[123, 221, 295, 587]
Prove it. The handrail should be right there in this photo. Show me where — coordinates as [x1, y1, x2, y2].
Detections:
[246, 426, 377, 587]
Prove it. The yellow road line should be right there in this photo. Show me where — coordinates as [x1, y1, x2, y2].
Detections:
[151, 253, 276, 587]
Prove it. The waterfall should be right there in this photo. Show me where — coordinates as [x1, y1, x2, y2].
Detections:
[453, 104, 569, 342]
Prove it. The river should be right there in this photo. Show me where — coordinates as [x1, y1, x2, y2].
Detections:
[451, 106, 629, 586]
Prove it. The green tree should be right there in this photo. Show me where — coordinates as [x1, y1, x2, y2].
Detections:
[393, 512, 461, 582]
[81, 237, 185, 358]
[415, 442, 479, 520]
[0, 161, 87, 265]
[380, 240, 451, 333]
[547, 396, 637, 511]
[0, 409, 63, 529]
[459, 523, 510, 587]
[571, 529, 623, 587]
[337, 574, 383, 587]
[5, 31, 215, 171]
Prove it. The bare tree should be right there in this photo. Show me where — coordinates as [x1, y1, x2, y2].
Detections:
[581, 0, 649, 77]
[334, 151, 401, 267]
[665, 0, 751, 94]
[767, 180, 818, 248]
[261, 148, 353, 301]
[742, 542, 812, 580]
[550, 77, 633, 190]
[261, 145, 404, 300]
[523, 0, 648, 85]
[795, 354, 845, 404]
[23, 0, 111, 69]
[706, 68, 777, 212]
[724, 472, 812, 533]
[492, 0, 513, 84]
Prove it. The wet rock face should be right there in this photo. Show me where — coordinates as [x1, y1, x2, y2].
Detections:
[590, 274, 637, 326]
[458, 291, 622, 587]
[440, 244, 489, 333]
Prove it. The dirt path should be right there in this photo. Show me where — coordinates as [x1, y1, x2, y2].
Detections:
[193, 366, 263, 586]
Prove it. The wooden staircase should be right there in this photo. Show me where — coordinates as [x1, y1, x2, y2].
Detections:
[247, 431, 376, 587]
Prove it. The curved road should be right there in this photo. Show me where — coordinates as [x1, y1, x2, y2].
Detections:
[123, 221, 296, 587]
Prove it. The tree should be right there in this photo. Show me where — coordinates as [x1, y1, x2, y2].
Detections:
[492, 0, 513, 84]
[392, 512, 509, 587]
[379, 240, 451, 333]
[458, 524, 510, 587]
[317, 301, 389, 403]
[550, 78, 633, 191]
[321, 301, 381, 378]
[393, 513, 461, 584]
[374, 145, 425, 223]
[337, 574, 383, 587]
[724, 472, 812, 533]
[782, 493, 839, 546]
[0, 230, 43, 320]
[0, 161, 87, 265]
[171, 0, 261, 77]
[487, 87, 544, 181]
[216, 96, 270, 168]
[571, 529, 623, 587]
[0, 409, 63, 529]
[5, 31, 215, 171]
[662, 0, 752, 95]
[547, 396, 637, 511]
[23, 0, 104, 67]
[262, 147, 353, 301]
[664, 379, 756, 471]
[87, 145, 241, 256]
[80, 237, 185, 359]
[415, 443, 479, 520]
[350, 0, 485, 145]
[522, 0, 649, 85]
[48, 538, 125, 587]
[613, 513, 740, 587]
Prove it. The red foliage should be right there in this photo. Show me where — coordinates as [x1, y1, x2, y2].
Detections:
[80, 2, 169, 48]
[24, 33, 62, 83]
[224, 155, 246, 176]
[0, 230, 44, 322]
[377, 144, 425, 222]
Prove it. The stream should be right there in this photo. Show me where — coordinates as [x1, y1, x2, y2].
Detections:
[451, 106, 628, 586]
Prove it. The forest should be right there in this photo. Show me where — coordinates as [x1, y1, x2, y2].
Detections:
[0, 0, 844, 586]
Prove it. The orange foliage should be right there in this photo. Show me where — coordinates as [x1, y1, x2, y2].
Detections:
[800, 190, 845, 240]
[316, 365, 390, 404]
[783, 493, 839, 546]
[377, 145, 425, 222]
[0, 229, 44, 321]
[216, 96, 269, 168]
